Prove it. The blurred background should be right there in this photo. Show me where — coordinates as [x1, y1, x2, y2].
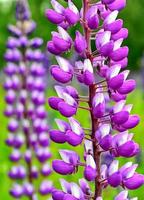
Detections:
[0, 0, 144, 199]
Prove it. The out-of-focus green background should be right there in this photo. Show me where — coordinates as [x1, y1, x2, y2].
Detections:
[0, 0, 144, 199]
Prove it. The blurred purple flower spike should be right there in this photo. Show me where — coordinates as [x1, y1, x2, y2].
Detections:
[4, 0, 52, 199]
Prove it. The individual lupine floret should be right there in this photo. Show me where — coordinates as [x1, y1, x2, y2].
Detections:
[48, 26, 72, 53]
[52, 150, 80, 175]
[112, 131, 140, 158]
[95, 124, 112, 151]
[49, 85, 78, 117]
[74, 31, 87, 55]
[75, 59, 95, 85]
[107, 161, 144, 189]
[115, 190, 138, 200]
[84, 155, 97, 181]
[52, 178, 92, 200]
[50, 56, 73, 83]
[104, 0, 126, 11]
[86, 5, 100, 29]
[46, 0, 80, 27]
[103, 10, 123, 34]
[66, 117, 84, 146]
[92, 88, 106, 118]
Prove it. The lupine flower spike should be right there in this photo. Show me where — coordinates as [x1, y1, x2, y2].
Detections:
[4, 0, 52, 199]
[46, 0, 143, 199]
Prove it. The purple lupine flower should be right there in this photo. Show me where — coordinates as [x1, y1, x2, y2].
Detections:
[4, 0, 52, 199]
[46, 0, 142, 199]
[46, 0, 79, 27]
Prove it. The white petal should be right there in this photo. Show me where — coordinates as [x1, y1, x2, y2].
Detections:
[55, 119, 67, 132]
[71, 183, 82, 198]
[100, 124, 111, 138]
[75, 61, 84, 70]
[108, 64, 121, 79]
[68, 0, 79, 14]
[123, 104, 133, 113]
[84, 59, 93, 73]
[96, 197, 103, 200]
[117, 132, 129, 146]
[105, 10, 118, 24]
[127, 133, 134, 141]
[93, 93, 104, 106]
[56, 56, 72, 72]
[84, 140, 93, 154]
[109, 160, 119, 176]
[86, 155, 96, 169]
[62, 92, 77, 106]
[113, 38, 123, 51]
[115, 190, 128, 200]
[101, 164, 107, 179]
[60, 179, 71, 193]
[120, 162, 133, 173]
[51, 0, 64, 14]
[126, 164, 138, 179]
[58, 26, 71, 41]
[121, 70, 130, 80]
[101, 31, 111, 46]
[113, 100, 126, 113]
[54, 85, 65, 98]
[59, 150, 71, 163]
[68, 117, 83, 135]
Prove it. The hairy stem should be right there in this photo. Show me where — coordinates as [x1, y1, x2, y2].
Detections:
[83, 0, 102, 198]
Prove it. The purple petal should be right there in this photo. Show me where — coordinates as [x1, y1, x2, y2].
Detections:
[52, 160, 75, 175]
[110, 46, 129, 61]
[51, 66, 73, 83]
[86, 6, 99, 29]
[48, 96, 63, 110]
[52, 190, 65, 200]
[111, 28, 128, 41]
[110, 57, 128, 69]
[64, 8, 79, 25]
[122, 115, 140, 129]
[108, 73, 124, 90]
[102, 0, 115, 3]
[83, 70, 95, 86]
[118, 141, 140, 157]
[111, 92, 126, 102]
[100, 41, 114, 57]
[58, 102, 77, 117]
[117, 79, 136, 94]
[84, 166, 97, 181]
[104, 19, 123, 34]
[49, 130, 67, 143]
[108, 0, 126, 11]
[99, 135, 112, 151]
[93, 103, 105, 118]
[124, 173, 144, 190]
[47, 41, 62, 55]
[112, 111, 129, 125]
[108, 172, 122, 187]
[52, 36, 71, 51]
[45, 9, 64, 24]
[74, 31, 87, 54]
[66, 130, 84, 146]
